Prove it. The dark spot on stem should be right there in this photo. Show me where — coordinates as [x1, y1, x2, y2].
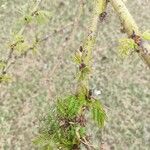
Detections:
[79, 46, 83, 52]
[99, 12, 107, 22]
[79, 63, 86, 70]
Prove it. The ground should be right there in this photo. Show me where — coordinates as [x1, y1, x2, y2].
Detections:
[0, 0, 150, 150]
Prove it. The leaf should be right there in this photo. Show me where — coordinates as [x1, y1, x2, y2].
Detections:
[31, 47, 38, 55]
[9, 34, 30, 53]
[118, 38, 137, 57]
[14, 34, 24, 43]
[73, 52, 82, 64]
[0, 61, 6, 69]
[142, 30, 150, 40]
[57, 95, 85, 119]
[33, 134, 55, 150]
[78, 127, 86, 137]
[33, 134, 49, 146]
[57, 98, 67, 118]
[68, 96, 79, 117]
[90, 99, 106, 127]
[0, 74, 12, 83]
[14, 42, 29, 53]
[34, 10, 52, 25]
[17, 3, 29, 15]
[82, 66, 91, 75]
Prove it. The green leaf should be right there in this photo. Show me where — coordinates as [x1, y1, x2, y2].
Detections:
[33, 134, 55, 150]
[9, 34, 30, 53]
[82, 66, 91, 75]
[14, 34, 24, 43]
[142, 30, 150, 40]
[15, 42, 29, 53]
[57, 98, 67, 118]
[57, 95, 85, 119]
[0, 74, 12, 83]
[90, 100, 106, 127]
[73, 52, 82, 64]
[118, 38, 137, 57]
[33, 134, 49, 146]
[34, 10, 52, 25]
[78, 127, 86, 137]
[0, 61, 6, 69]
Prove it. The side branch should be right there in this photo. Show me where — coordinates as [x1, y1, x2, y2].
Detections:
[110, 0, 150, 68]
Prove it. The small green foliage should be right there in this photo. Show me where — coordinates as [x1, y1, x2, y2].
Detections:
[34, 113, 60, 149]
[31, 39, 39, 54]
[34, 94, 106, 149]
[73, 52, 82, 64]
[81, 66, 91, 76]
[89, 99, 106, 127]
[17, 2, 52, 26]
[0, 1, 52, 84]
[142, 30, 150, 40]
[9, 34, 24, 47]
[77, 126, 86, 138]
[13, 34, 24, 43]
[0, 61, 6, 69]
[57, 95, 86, 119]
[33, 133, 52, 147]
[13, 3, 31, 30]
[34, 95, 88, 150]
[9, 34, 29, 53]
[34, 10, 52, 25]
[118, 38, 137, 57]
[20, 10, 52, 26]
[0, 74, 12, 83]
[15, 41, 29, 53]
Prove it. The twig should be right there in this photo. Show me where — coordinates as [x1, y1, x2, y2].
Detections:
[0, 0, 43, 77]
[0, 22, 74, 78]
[109, 0, 150, 68]
[39, 22, 74, 42]
[80, 137, 96, 150]
[33, 0, 42, 12]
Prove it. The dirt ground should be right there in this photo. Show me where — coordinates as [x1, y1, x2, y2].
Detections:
[0, 0, 150, 149]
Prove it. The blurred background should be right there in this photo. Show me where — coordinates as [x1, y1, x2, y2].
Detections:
[0, 0, 150, 149]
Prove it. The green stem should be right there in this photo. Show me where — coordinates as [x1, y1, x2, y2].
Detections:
[110, 0, 150, 68]
[76, 0, 108, 97]
[0, 0, 43, 77]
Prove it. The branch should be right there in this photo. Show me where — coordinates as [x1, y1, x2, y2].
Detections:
[0, 0, 43, 78]
[80, 137, 96, 150]
[0, 22, 74, 78]
[76, 0, 108, 96]
[109, 0, 150, 68]
[39, 22, 74, 42]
